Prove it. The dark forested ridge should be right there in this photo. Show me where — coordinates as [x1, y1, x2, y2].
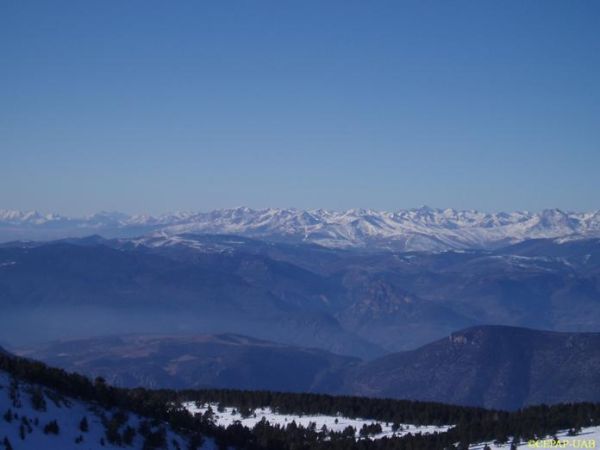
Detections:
[2, 350, 600, 449]
[19, 333, 359, 392]
[20, 325, 600, 410]
[344, 325, 600, 410]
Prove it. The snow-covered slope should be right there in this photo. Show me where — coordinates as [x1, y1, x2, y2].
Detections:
[2, 207, 600, 251]
[0, 371, 215, 450]
[470, 426, 600, 449]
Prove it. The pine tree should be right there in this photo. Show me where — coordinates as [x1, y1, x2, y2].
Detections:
[79, 416, 89, 432]
[105, 419, 122, 445]
[3, 437, 14, 450]
[9, 378, 21, 408]
[186, 433, 204, 450]
[43, 419, 60, 435]
[2, 410, 12, 423]
[123, 425, 136, 445]
[30, 387, 47, 411]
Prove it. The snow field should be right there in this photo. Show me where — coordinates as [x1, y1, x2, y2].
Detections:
[470, 426, 600, 449]
[184, 401, 450, 440]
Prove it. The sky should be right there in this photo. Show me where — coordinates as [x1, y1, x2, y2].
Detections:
[1, 1, 599, 215]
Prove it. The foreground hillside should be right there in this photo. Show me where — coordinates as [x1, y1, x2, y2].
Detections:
[19, 326, 600, 410]
[2, 350, 600, 449]
[0, 372, 212, 450]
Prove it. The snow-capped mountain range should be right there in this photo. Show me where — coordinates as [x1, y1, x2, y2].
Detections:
[1, 207, 600, 251]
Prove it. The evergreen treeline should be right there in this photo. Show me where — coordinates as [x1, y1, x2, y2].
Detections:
[181, 388, 492, 426]
[2, 352, 600, 449]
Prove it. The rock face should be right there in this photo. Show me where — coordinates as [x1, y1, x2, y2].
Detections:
[343, 326, 600, 410]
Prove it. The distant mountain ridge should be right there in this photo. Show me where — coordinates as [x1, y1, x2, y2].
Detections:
[2, 207, 600, 251]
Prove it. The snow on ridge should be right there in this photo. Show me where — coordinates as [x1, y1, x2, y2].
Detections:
[0, 209, 69, 225]
[2, 207, 600, 251]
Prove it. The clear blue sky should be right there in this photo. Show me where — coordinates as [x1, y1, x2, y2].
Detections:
[2, 1, 599, 215]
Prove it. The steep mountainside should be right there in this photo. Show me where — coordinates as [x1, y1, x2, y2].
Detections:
[2, 207, 600, 251]
[344, 326, 600, 410]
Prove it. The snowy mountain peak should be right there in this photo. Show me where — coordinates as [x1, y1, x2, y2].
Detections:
[0, 209, 68, 225]
[1, 207, 600, 251]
